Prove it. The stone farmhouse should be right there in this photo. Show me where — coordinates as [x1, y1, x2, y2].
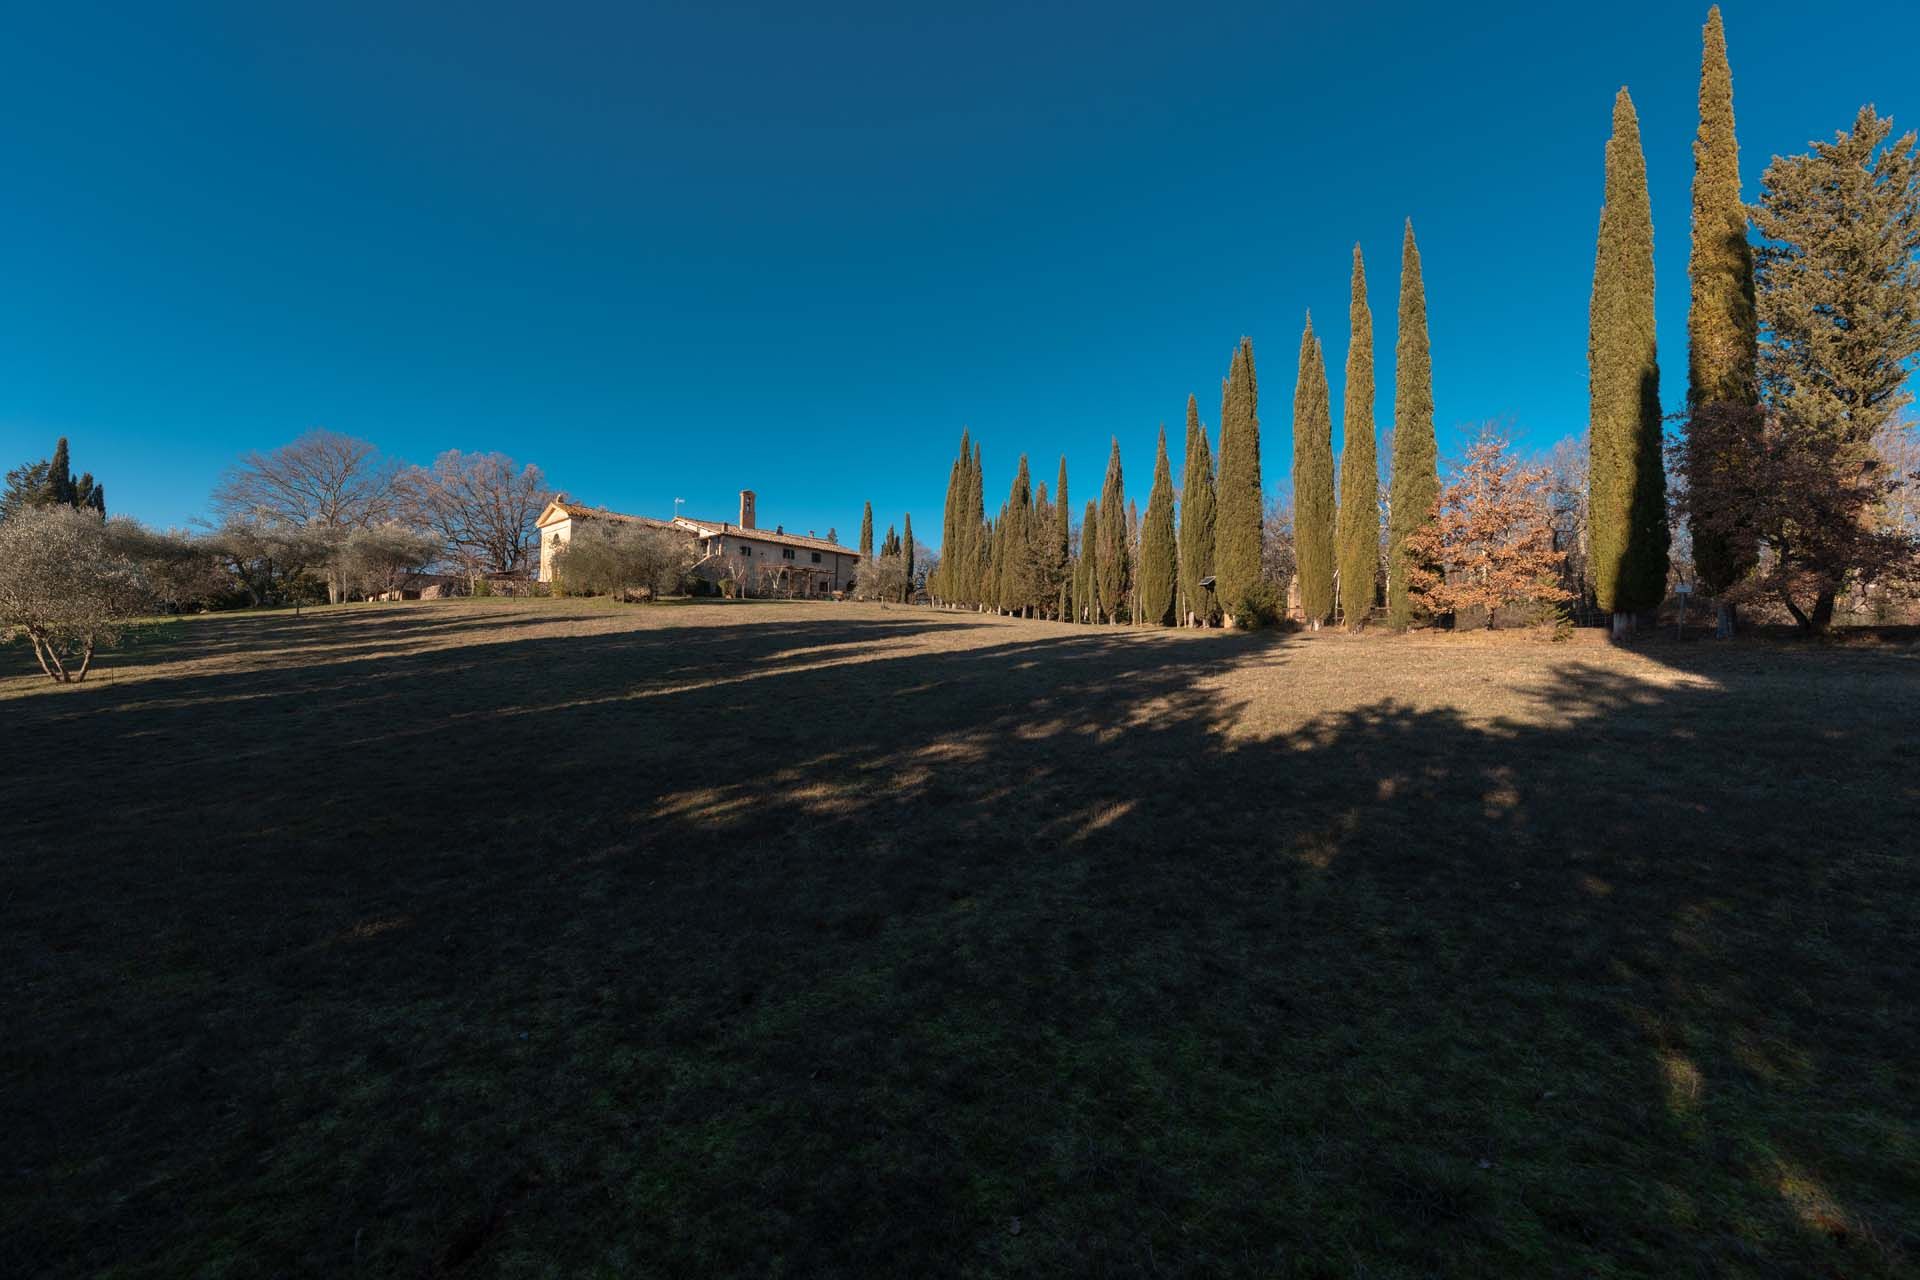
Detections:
[535, 490, 860, 597]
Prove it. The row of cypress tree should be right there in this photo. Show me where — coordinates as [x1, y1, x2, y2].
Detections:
[926, 9, 1868, 639]
[1588, 6, 1758, 637]
[928, 220, 1441, 631]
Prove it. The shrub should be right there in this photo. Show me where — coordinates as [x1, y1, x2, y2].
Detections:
[1227, 580, 1283, 630]
[553, 523, 694, 600]
[0, 505, 155, 682]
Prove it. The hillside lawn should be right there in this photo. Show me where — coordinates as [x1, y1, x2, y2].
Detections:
[3, 598, 1916, 1277]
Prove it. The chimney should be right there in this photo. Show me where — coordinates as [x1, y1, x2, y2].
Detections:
[738, 489, 757, 529]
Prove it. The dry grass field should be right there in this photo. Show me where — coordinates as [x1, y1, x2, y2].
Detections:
[3, 598, 1917, 1277]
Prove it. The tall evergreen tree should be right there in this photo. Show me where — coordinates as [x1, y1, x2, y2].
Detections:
[1214, 338, 1263, 621]
[45, 438, 74, 508]
[1292, 314, 1337, 626]
[1337, 246, 1379, 629]
[902, 512, 915, 599]
[1095, 439, 1129, 623]
[996, 456, 1033, 613]
[1078, 500, 1100, 623]
[978, 516, 996, 609]
[936, 429, 969, 601]
[1054, 457, 1071, 613]
[0, 460, 49, 524]
[1738, 106, 1920, 631]
[956, 445, 982, 607]
[1387, 220, 1438, 629]
[1138, 426, 1178, 625]
[1589, 88, 1670, 631]
[859, 501, 875, 564]
[1685, 6, 1759, 634]
[1178, 394, 1218, 626]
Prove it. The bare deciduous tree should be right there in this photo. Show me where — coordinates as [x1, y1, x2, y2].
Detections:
[1261, 489, 1296, 601]
[212, 430, 403, 602]
[401, 451, 553, 588]
[853, 551, 908, 602]
[1540, 433, 1592, 609]
[0, 507, 153, 683]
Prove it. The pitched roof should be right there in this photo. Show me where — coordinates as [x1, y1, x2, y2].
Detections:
[539, 500, 857, 558]
[680, 518, 856, 557]
[536, 500, 679, 530]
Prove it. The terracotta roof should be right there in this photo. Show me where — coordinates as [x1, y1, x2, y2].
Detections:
[541, 501, 857, 558]
[681, 519, 857, 557]
[538, 502, 678, 531]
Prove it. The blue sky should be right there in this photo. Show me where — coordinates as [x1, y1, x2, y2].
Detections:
[1, 1, 1910, 547]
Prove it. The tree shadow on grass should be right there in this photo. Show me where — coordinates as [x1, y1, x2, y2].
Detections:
[1, 610, 1916, 1276]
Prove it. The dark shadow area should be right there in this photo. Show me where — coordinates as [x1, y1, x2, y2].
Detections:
[1, 605, 1916, 1276]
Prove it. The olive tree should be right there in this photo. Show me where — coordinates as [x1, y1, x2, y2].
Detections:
[0, 506, 154, 683]
[551, 523, 694, 599]
[203, 517, 333, 607]
[337, 524, 443, 600]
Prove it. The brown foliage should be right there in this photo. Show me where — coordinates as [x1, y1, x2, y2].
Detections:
[1404, 430, 1571, 627]
[1671, 402, 1917, 630]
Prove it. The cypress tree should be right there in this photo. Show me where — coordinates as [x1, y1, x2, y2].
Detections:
[978, 516, 996, 610]
[859, 501, 875, 563]
[935, 459, 955, 599]
[957, 445, 982, 607]
[1685, 6, 1758, 633]
[1588, 88, 1669, 631]
[996, 456, 1033, 613]
[1292, 313, 1336, 626]
[1178, 395, 1218, 626]
[1387, 220, 1438, 630]
[1078, 500, 1100, 624]
[1138, 426, 1178, 625]
[1095, 439, 1129, 623]
[1213, 338, 1262, 621]
[1054, 458, 1071, 614]
[937, 429, 969, 601]
[902, 512, 915, 600]
[971, 445, 986, 607]
[1337, 246, 1379, 630]
[1032, 482, 1059, 618]
[45, 438, 74, 507]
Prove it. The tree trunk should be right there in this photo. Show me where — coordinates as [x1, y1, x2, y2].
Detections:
[1714, 601, 1736, 639]
[1809, 587, 1836, 634]
[1610, 611, 1634, 640]
[28, 634, 63, 683]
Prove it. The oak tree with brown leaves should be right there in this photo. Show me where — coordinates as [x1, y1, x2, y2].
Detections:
[1404, 429, 1571, 628]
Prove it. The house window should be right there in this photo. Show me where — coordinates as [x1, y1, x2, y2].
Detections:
[811, 552, 821, 563]
[738, 545, 751, 556]
[782, 548, 795, 560]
